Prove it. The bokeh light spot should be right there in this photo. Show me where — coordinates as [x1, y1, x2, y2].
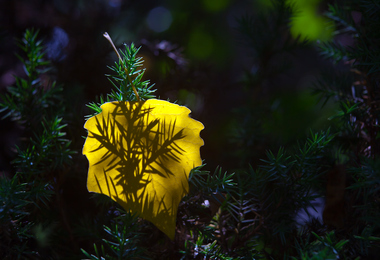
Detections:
[287, 0, 334, 41]
[202, 0, 230, 12]
[290, 7, 333, 41]
[147, 7, 173, 33]
[188, 29, 214, 60]
[108, 0, 121, 8]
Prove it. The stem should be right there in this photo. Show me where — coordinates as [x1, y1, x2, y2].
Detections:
[103, 32, 122, 62]
[103, 32, 141, 101]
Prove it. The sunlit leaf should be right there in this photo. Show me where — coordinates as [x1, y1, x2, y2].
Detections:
[83, 99, 204, 239]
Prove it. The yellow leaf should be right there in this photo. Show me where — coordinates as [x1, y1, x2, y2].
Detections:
[83, 99, 204, 239]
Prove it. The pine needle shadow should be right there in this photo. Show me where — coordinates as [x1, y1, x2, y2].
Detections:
[86, 101, 186, 219]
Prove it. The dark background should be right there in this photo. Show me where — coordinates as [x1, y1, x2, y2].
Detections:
[0, 0, 336, 175]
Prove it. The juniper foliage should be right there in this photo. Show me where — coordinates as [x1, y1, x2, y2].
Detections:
[0, 29, 73, 259]
[1, 0, 380, 258]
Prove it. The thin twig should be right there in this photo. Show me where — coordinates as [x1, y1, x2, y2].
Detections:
[103, 32, 141, 101]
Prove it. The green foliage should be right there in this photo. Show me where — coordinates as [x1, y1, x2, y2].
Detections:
[293, 231, 349, 259]
[0, 29, 62, 130]
[0, 29, 73, 259]
[189, 164, 236, 195]
[81, 211, 147, 260]
[0, 174, 36, 258]
[87, 42, 156, 116]
[1, 0, 380, 258]
[181, 232, 236, 260]
[311, 0, 380, 258]
[179, 130, 335, 258]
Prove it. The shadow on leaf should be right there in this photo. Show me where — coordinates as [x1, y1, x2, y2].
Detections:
[83, 100, 203, 239]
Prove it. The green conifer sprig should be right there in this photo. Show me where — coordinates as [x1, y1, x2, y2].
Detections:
[81, 211, 146, 260]
[225, 130, 333, 252]
[293, 231, 349, 259]
[0, 29, 73, 259]
[311, 0, 380, 258]
[0, 30, 62, 131]
[87, 42, 156, 116]
[188, 165, 236, 195]
[0, 174, 36, 257]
